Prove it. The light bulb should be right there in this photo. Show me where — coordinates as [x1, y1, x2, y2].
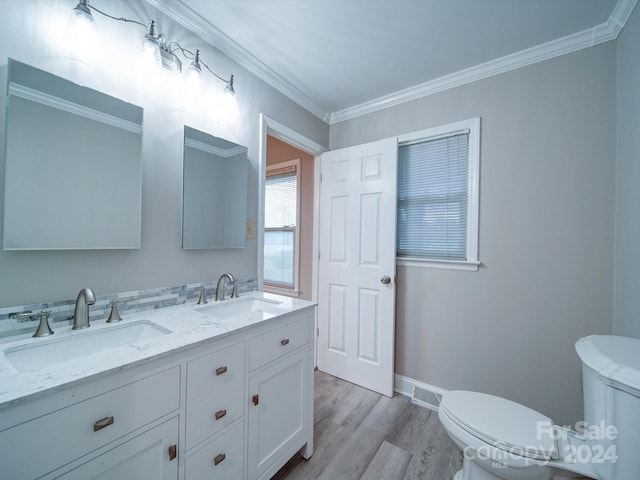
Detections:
[72, 0, 94, 26]
[65, 0, 96, 53]
[141, 21, 161, 66]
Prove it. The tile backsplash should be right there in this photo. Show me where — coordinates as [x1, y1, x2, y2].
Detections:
[0, 275, 258, 338]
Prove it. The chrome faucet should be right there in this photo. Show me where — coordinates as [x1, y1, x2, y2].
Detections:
[215, 273, 237, 301]
[72, 288, 96, 330]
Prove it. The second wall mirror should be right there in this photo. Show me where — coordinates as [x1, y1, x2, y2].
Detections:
[182, 126, 248, 249]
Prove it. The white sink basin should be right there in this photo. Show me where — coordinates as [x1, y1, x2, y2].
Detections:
[4, 320, 170, 372]
[196, 297, 282, 317]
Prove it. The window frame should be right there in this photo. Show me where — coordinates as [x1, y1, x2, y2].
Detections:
[396, 118, 481, 271]
[264, 158, 301, 295]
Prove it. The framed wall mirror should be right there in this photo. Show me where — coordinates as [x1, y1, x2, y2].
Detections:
[182, 126, 248, 249]
[3, 59, 143, 250]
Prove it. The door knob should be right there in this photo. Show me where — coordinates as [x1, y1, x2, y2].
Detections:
[380, 275, 391, 284]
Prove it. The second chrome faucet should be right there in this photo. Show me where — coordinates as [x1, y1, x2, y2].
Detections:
[72, 288, 96, 330]
[215, 273, 238, 301]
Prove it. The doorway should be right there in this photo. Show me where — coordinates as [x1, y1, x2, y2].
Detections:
[258, 116, 397, 396]
[257, 114, 326, 304]
[263, 136, 315, 300]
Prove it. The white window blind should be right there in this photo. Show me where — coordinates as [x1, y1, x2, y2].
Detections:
[264, 165, 297, 287]
[397, 132, 469, 261]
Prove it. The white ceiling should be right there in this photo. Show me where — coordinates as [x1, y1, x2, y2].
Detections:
[149, 0, 633, 122]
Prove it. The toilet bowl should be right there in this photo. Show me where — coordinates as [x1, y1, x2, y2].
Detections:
[439, 391, 593, 480]
[438, 335, 640, 480]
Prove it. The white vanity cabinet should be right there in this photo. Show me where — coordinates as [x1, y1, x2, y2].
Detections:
[0, 366, 181, 480]
[248, 316, 313, 480]
[0, 302, 315, 480]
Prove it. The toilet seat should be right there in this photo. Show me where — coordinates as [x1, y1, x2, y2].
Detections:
[440, 391, 558, 461]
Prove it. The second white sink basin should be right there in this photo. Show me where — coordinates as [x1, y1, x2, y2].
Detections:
[3, 320, 170, 372]
[196, 297, 282, 318]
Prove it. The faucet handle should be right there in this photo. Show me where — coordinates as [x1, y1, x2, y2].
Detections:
[197, 287, 208, 305]
[106, 301, 122, 323]
[32, 310, 53, 338]
[14, 310, 53, 337]
[231, 284, 239, 299]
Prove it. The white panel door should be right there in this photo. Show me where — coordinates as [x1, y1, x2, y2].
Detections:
[317, 138, 397, 397]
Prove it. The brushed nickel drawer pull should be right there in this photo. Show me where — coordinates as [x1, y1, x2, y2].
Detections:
[168, 444, 177, 461]
[252, 394, 259, 406]
[214, 453, 226, 466]
[280, 338, 290, 346]
[215, 366, 228, 376]
[214, 409, 227, 420]
[93, 416, 114, 432]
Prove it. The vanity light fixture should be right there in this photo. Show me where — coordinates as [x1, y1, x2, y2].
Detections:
[185, 47, 235, 96]
[69, 0, 236, 94]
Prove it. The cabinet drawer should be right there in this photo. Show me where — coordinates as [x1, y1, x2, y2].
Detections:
[249, 317, 309, 371]
[186, 421, 244, 480]
[0, 367, 180, 480]
[186, 342, 245, 449]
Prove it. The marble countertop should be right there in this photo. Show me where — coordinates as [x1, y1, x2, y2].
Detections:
[0, 291, 316, 410]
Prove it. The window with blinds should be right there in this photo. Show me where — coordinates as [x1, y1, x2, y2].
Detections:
[264, 162, 298, 288]
[397, 131, 470, 261]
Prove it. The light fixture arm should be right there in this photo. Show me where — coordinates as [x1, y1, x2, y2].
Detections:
[81, 0, 147, 28]
[73, 0, 235, 92]
[170, 42, 234, 88]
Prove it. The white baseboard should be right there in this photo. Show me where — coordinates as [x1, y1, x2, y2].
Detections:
[394, 374, 447, 412]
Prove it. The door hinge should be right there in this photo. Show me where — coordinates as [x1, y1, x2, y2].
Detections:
[317, 327, 319, 337]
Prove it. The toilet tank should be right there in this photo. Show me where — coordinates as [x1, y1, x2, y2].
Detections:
[575, 335, 640, 480]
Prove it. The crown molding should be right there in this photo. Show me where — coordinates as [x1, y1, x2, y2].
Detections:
[8, 83, 143, 134]
[146, 0, 636, 126]
[144, 0, 329, 121]
[328, 0, 637, 124]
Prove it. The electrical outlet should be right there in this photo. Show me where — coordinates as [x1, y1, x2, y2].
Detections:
[246, 220, 255, 239]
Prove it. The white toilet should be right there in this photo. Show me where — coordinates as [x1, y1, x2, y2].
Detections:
[438, 335, 640, 480]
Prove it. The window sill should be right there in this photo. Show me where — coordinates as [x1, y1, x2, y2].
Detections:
[397, 257, 480, 271]
[263, 285, 301, 298]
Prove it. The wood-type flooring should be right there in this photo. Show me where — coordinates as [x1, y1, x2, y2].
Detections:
[272, 370, 462, 480]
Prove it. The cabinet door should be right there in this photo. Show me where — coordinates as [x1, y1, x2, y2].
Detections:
[55, 417, 179, 480]
[248, 349, 308, 480]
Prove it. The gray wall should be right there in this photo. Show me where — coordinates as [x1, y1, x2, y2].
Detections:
[330, 43, 617, 425]
[0, 0, 328, 306]
[614, 6, 640, 339]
